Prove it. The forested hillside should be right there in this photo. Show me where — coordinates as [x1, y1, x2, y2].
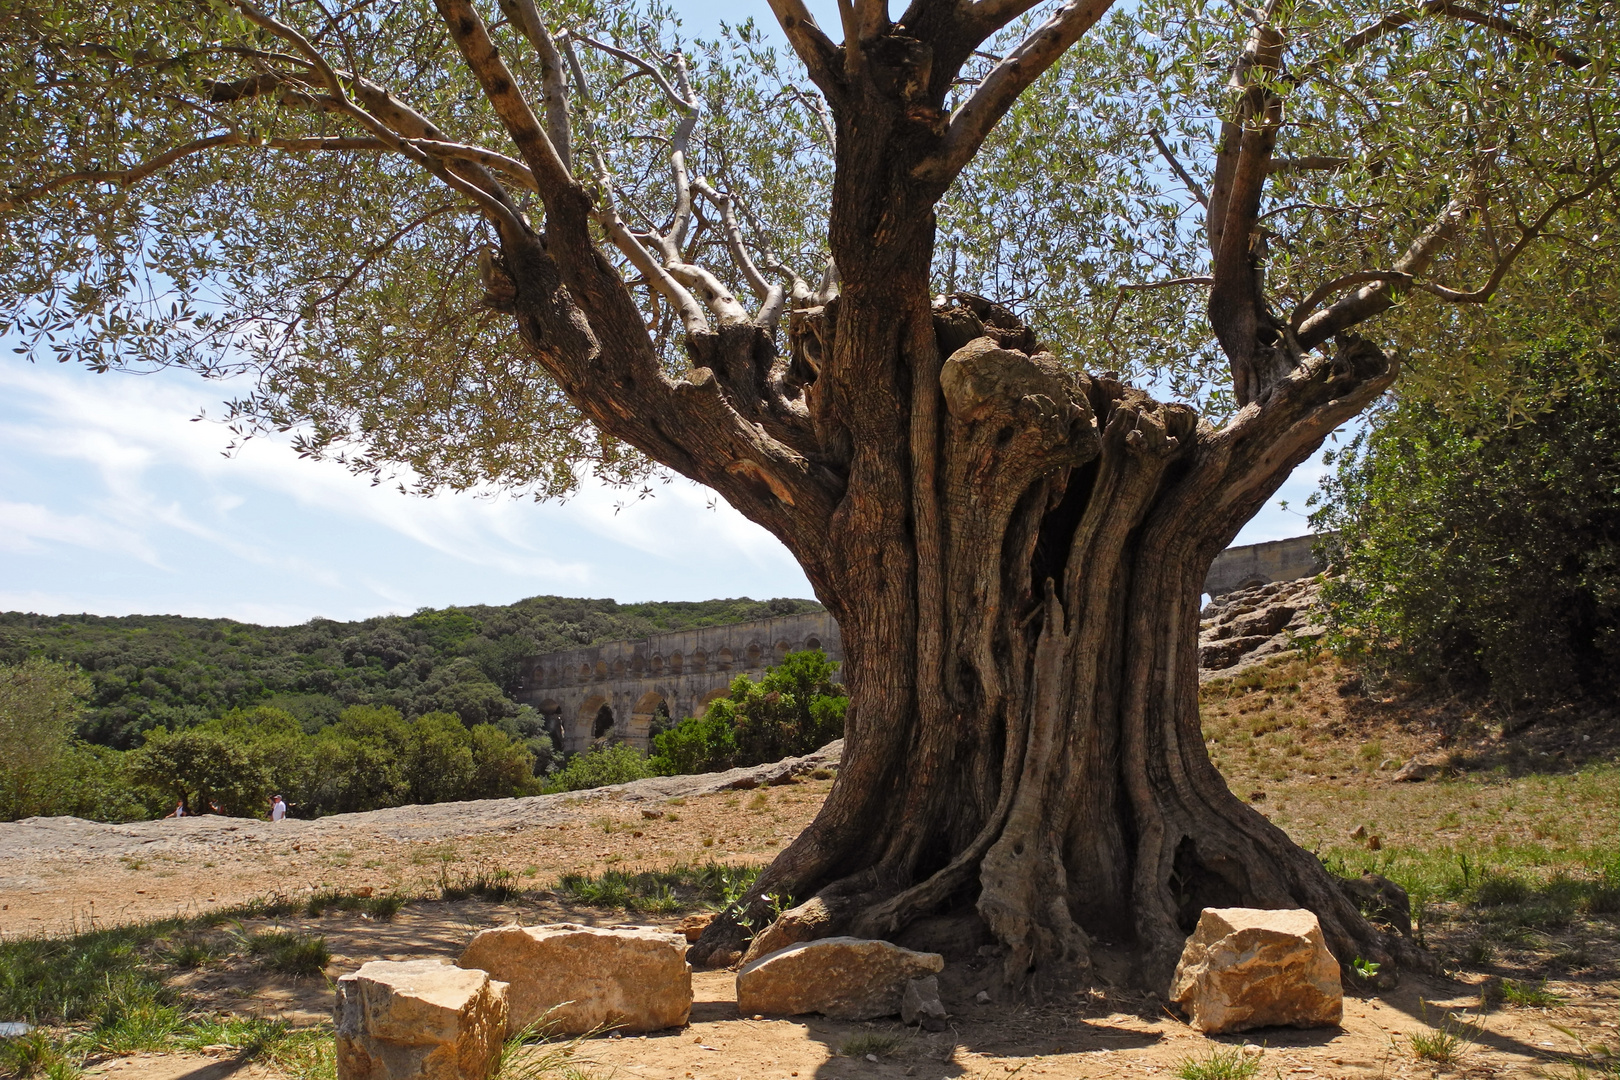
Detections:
[0, 596, 821, 747]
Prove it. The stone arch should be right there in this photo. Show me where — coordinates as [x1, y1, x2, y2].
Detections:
[595, 660, 608, 680]
[746, 643, 762, 668]
[717, 647, 734, 670]
[775, 640, 791, 664]
[592, 701, 616, 739]
[572, 694, 610, 750]
[631, 654, 645, 675]
[693, 649, 708, 673]
[579, 663, 592, 683]
[698, 686, 729, 712]
[651, 653, 665, 674]
[669, 651, 683, 674]
[804, 635, 822, 652]
[629, 690, 671, 749]
[612, 657, 626, 677]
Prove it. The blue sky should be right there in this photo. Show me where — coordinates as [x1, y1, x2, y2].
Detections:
[0, 0, 1337, 626]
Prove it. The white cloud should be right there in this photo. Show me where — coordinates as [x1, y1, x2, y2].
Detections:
[0, 360, 814, 621]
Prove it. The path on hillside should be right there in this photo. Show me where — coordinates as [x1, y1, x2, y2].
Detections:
[0, 743, 839, 935]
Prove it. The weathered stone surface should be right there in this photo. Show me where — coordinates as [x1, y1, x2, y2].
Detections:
[1198, 577, 1326, 679]
[678, 911, 717, 943]
[1170, 908, 1343, 1034]
[740, 896, 836, 964]
[458, 923, 691, 1034]
[335, 959, 506, 1080]
[900, 976, 949, 1031]
[736, 937, 945, 1020]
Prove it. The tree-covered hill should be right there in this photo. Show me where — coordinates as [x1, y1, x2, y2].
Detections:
[0, 596, 821, 747]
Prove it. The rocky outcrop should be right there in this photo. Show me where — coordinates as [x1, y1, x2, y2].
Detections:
[334, 959, 507, 1080]
[458, 924, 691, 1035]
[1170, 908, 1343, 1034]
[735, 937, 945, 1020]
[1199, 577, 1325, 678]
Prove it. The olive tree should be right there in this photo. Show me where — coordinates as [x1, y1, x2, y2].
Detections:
[3, 0, 1614, 986]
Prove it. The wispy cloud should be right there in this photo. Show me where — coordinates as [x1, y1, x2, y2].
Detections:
[0, 361, 812, 621]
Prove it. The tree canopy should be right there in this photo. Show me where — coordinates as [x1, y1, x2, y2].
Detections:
[3, 0, 1614, 488]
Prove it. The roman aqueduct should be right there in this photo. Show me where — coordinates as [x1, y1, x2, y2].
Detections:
[519, 535, 1322, 752]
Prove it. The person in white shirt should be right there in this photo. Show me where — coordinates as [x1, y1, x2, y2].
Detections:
[270, 795, 287, 821]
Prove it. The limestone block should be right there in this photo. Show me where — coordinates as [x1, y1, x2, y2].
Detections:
[900, 976, 949, 1031]
[1170, 908, 1343, 1034]
[735, 937, 945, 1020]
[678, 911, 717, 943]
[334, 959, 507, 1080]
[458, 923, 691, 1034]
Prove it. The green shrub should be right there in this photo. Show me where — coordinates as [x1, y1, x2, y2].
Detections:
[1312, 331, 1620, 702]
[649, 650, 846, 776]
[544, 743, 658, 792]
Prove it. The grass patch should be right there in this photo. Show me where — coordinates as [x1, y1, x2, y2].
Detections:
[0, 912, 339, 1080]
[304, 888, 406, 920]
[243, 929, 331, 976]
[495, 1019, 605, 1080]
[1173, 1046, 1261, 1080]
[838, 1032, 907, 1059]
[440, 863, 524, 902]
[1408, 1008, 1481, 1065]
[1500, 978, 1564, 1007]
[554, 862, 762, 914]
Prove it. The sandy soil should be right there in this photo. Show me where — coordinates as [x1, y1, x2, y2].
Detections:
[0, 747, 838, 934]
[64, 894, 1620, 1080]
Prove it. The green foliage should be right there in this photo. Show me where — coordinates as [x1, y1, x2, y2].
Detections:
[0, 596, 821, 749]
[0, 657, 90, 819]
[544, 743, 658, 792]
[1313, 332, 1620, 702]
[650, 650, 846, 775]
[110, 703, 540, 822]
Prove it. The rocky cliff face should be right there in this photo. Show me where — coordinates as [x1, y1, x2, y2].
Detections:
[1199, 577, 1326, 679]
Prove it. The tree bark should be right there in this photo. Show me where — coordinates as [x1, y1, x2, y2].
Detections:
[474, 19, 1422, 994]
[686, 296, 1413, 990]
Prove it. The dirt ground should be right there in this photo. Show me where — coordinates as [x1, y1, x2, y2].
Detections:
[6, 657, 1618, 1080]
[48, 893, 1619, 1080]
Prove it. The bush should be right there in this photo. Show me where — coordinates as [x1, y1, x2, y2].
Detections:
[544, 743, 658, 792]
[1312, 331, 1620, 702]
[0, 658, 92, 820]
[649, 649, 847, 775]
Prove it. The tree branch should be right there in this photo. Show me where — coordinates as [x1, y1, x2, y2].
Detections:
[1297, 0, 1589, 85]
[496, 0, 572, 170]
[1150, 130, 1208, 208]
[913, 0, 1116, 186]
[1267, 155, 1350, 174]
[693, 178, 787, 330]
[764, 0, 842, 96]
[0, 135, 389, 213]
[431, 0, 573, 208]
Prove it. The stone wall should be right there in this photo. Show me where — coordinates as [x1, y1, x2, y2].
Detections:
[518, 612, 842, 753]
[1203, 534, 1329, 596]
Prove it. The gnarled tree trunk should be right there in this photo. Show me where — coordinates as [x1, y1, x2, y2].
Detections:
[684, 292, 1408, 989]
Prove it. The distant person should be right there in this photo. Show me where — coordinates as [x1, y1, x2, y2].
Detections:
[208, 800, 225, 815]
[270, 795, 287, 822]
[166, 800, 185, 818]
